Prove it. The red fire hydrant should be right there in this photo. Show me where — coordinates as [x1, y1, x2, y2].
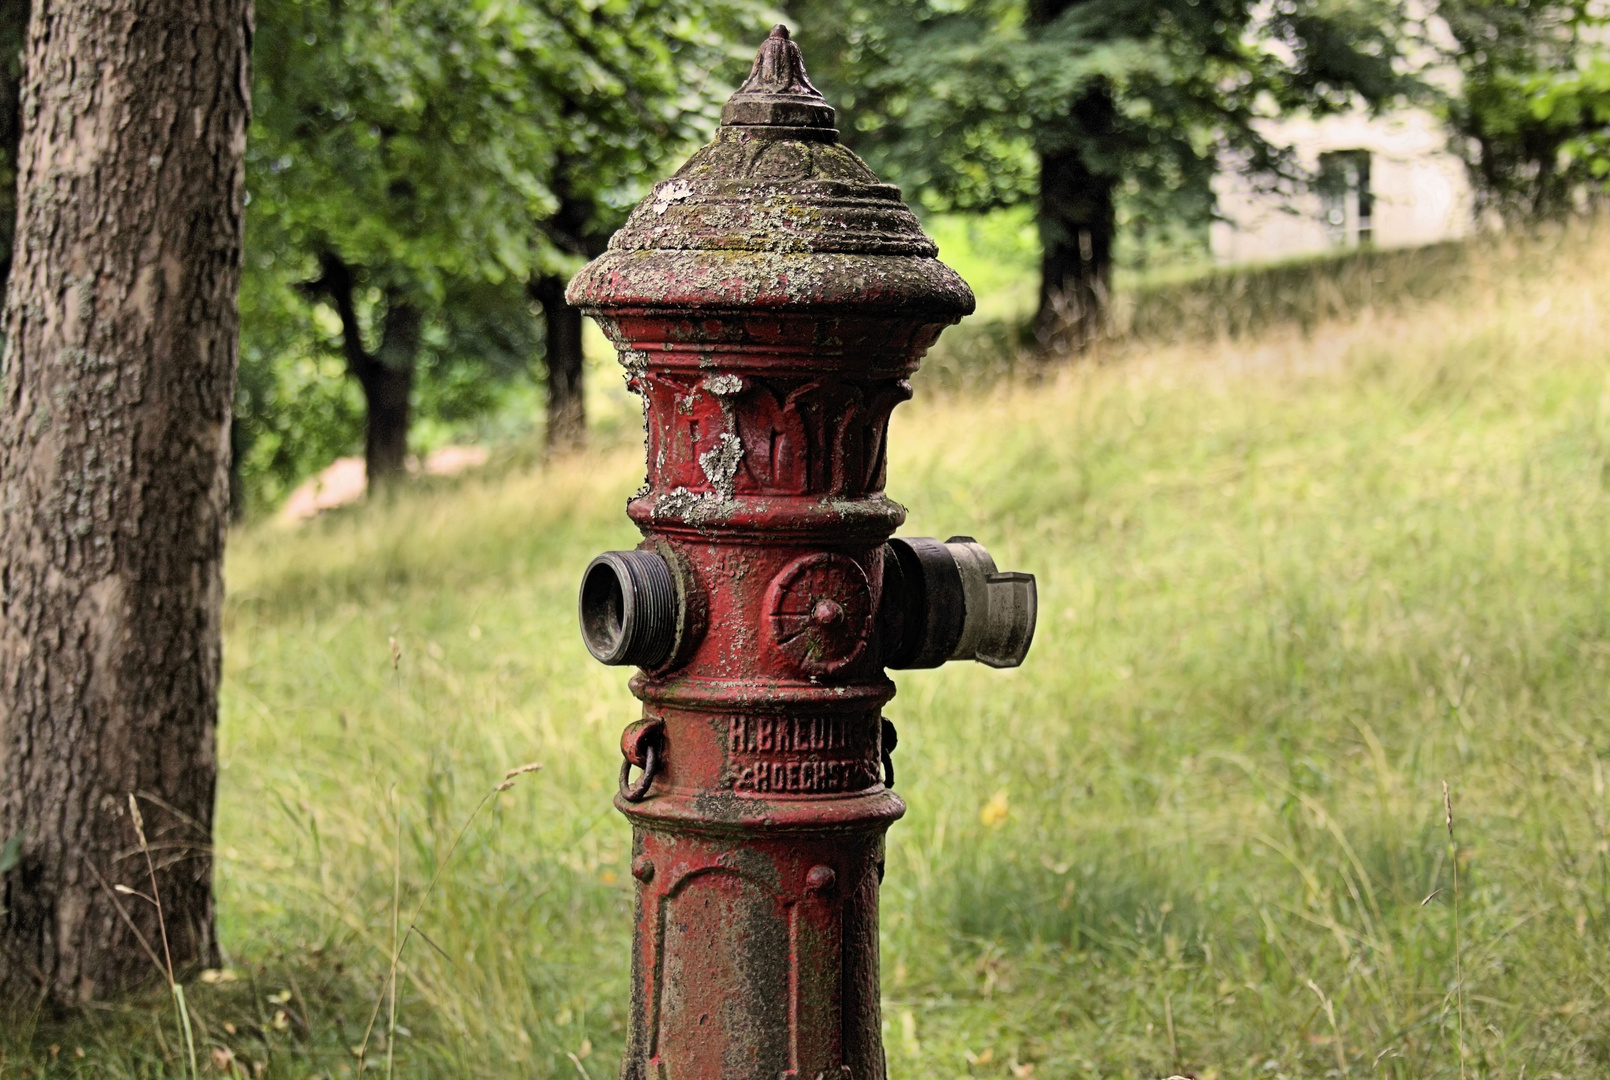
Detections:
[569, 26, 1035, 1080]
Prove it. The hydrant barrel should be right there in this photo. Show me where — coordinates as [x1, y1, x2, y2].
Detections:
[568, 25, 1035, 1080]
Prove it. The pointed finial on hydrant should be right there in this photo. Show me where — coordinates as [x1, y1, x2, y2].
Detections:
[740, 25, 821, 98]
[721, 24, 836, 129]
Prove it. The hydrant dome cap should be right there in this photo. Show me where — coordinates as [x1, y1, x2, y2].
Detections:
[566, 27, 974, 317]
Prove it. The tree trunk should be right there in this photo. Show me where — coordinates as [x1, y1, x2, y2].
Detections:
[358, 358, 414, 483]
[314, 255, 420, 487]
[360, 294, 419, 483]
[530, 274, 586, 450]
[0, 0, 250, 1008]
[1026, 0, 1118, 352]
[1032, 87, 1118, 353]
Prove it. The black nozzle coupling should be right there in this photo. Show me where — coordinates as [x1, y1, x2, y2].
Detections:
[883, 536, 1037, 669]
[579, 550, 678, 667]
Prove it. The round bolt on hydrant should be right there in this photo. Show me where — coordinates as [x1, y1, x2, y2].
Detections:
[569, 26, 1036, 1080]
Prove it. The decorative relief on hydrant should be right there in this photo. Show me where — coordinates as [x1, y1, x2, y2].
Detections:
[767, 553, 873, 675]
[568, 25, 1036, 1080]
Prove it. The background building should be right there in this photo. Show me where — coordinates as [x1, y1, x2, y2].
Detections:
[1211, 108, 1474, 264]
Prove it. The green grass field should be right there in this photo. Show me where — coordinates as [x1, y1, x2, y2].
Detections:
[7, 222, 1610, 1079]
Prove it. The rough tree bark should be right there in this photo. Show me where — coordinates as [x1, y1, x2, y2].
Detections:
[528, 273, 586, 451]
[0, 0, 251, 1008]
[312, 253, 420, 486]
[1029, 0, 1118, 352]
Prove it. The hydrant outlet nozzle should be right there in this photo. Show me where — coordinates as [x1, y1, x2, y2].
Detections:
[579, 550, 678, 668]
[883, 536, 1037, 669]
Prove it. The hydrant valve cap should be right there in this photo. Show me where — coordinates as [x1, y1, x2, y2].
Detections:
[943, 537, 1037, 668]
[976, 571, 1037, 669]
[579, 551, 677, 668]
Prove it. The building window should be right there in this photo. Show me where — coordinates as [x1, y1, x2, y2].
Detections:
[1318, 150, 1373, 248]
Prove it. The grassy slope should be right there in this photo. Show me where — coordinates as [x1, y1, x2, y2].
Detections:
[6, 221, 1610, 1078]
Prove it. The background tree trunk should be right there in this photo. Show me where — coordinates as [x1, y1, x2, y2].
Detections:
[530, 274, 586, 451]
[1034, 101, 1117, 352]
[1028, 0, 1118, 352]
[360, 293, 419, 482]
[313, 255, 419, 487]
[0, 0, 251, 1007]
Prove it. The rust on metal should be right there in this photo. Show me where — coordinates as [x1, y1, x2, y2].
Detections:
[570, 26, 1036, 1080]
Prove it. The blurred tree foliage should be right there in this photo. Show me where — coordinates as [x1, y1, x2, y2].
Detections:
[240, 0, 761, 510]
[1440, 0, 1609, 216]
[0, 0, 1597, 515]
[1526, 57, 1610, 186]
[788, 0, 1410, 347]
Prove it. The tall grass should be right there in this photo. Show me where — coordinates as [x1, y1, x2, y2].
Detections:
[1116, 239, 1478, 341]
[923, 232, 1524, 388]
[5, 220, 1610, 1078]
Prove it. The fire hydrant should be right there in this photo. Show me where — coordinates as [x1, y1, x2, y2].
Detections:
[569, 26, 1035, 1080]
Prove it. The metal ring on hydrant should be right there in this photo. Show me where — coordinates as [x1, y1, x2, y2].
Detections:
[618, 741, 659, 803]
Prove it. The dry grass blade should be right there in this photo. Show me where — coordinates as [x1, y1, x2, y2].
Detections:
[129, 793, 198, 1080]
[1445, 780, 1466, 1080]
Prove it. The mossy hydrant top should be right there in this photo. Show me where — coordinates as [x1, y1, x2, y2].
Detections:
[568, 27, 972, 319]
[569, 26, 1035, 1080]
